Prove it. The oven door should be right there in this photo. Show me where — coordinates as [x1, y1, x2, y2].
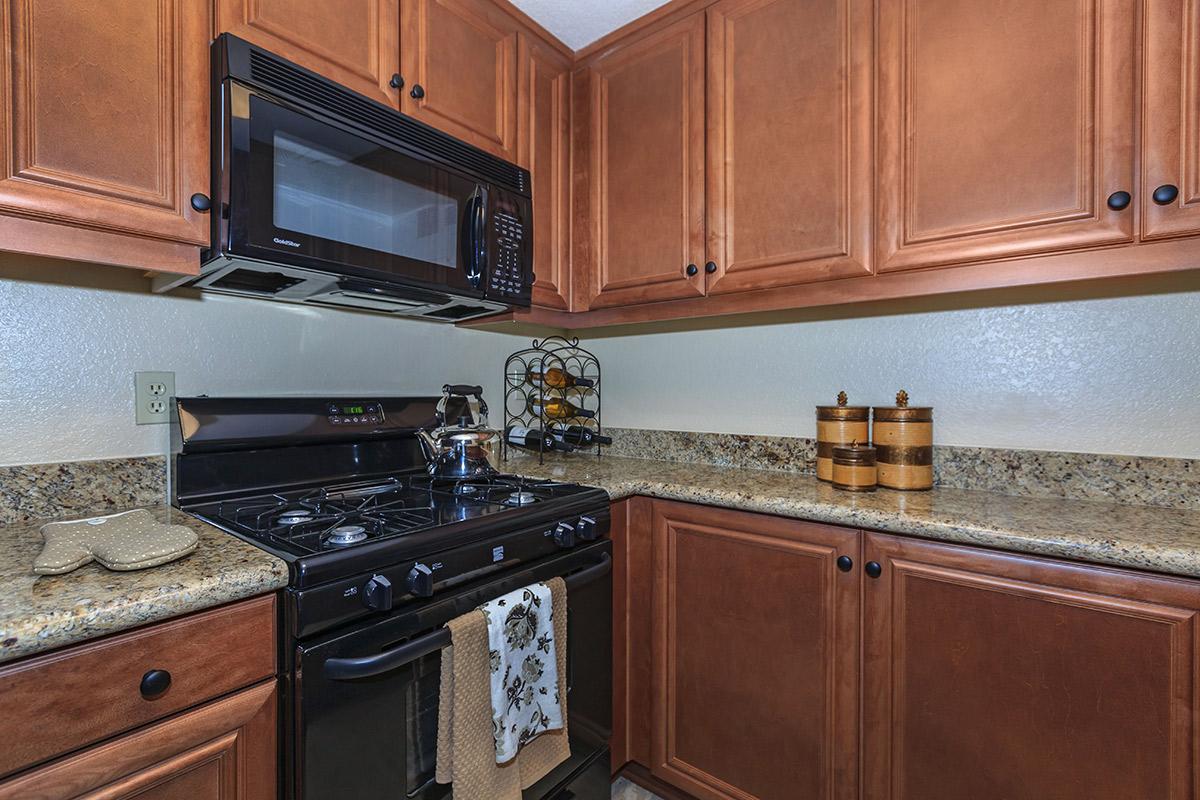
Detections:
[291, 541, 612, 800]
[224, 82, 487, 297]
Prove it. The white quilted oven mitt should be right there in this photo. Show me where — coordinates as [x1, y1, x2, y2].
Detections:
[34, 509, 199, 575]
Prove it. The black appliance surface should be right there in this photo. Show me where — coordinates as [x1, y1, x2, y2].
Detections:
[154, 34, 532, 322]
[171, 396, 612, 800]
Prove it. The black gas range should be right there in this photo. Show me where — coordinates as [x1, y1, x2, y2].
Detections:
[171, 396, 612, 800]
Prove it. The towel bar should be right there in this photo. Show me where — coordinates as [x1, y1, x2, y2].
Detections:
[324, 552, 612, 681]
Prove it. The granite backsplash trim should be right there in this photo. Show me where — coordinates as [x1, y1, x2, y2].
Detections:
[2, 430, 1196, 525]
[602, 427, 1200, 510]
[0, 457, 166, 526]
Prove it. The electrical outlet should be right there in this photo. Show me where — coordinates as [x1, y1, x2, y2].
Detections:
[134, 371, 175, 425]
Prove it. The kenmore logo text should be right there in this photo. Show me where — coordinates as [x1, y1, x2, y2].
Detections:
[273, 237, 302, 248]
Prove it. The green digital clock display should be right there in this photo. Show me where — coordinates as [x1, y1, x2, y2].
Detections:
[342, 405, 365, 415]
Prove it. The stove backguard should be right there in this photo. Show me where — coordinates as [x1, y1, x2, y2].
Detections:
[170, 395, 469, 505]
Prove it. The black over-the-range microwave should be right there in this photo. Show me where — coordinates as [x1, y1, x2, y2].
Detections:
[154, 34, 532, 322]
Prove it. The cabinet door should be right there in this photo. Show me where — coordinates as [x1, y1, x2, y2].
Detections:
[519, 36, 571, 309]
[0, 681, 276, 800]
[0, 0, 209, 251]
[876, 0, 1136, 272]
[215, 0, 400, 105]
[400, 0, 518, 160]
[863, 532, 1200, 800]
[705, 0, 872, 294]
[1142, 0, 1200, 238]
[650, 500, 859, 800]
[580, 14, 706, 310]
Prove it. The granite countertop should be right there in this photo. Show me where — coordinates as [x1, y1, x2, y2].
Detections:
[507, 454, 1200, 579]
[0, 506, 288, 665]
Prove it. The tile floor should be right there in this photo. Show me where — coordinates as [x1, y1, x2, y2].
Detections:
[611, 776, 663, 799]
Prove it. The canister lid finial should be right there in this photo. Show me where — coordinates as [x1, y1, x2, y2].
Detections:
[837, 391, 848, 407]
[895, 389, 909, 408]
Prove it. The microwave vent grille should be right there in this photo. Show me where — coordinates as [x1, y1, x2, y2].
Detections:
[248, 50, 528, 196]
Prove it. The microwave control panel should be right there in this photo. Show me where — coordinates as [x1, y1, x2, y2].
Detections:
[487, 198, 530, 303]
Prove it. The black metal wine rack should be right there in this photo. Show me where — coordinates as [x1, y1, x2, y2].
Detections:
[502, 336, 602, 465]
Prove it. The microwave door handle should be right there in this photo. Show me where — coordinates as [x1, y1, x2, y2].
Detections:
[465, 185, 486, 288]
[324, 553, 612, 682]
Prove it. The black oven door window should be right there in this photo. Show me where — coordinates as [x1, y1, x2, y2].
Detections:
[237, 93, 484, 295]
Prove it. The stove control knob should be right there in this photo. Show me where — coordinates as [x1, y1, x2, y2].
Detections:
[363, 574, 393, 611]
[576, 515, 599, 541]
[553, 522, 576, 548]
[407, 563, 434, 598]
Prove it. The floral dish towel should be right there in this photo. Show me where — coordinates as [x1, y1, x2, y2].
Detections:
[481, 581, 563, 763]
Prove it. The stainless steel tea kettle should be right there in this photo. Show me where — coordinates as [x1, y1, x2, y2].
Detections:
[415, 384, 501, 479]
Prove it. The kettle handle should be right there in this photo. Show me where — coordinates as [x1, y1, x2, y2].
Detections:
[440, 384, 489, 426]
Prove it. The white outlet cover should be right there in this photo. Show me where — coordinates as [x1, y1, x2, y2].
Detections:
[134, 371, 176, 425]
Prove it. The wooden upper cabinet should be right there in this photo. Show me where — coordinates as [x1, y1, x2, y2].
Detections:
[579, 14, 706, 310]
[863, 532, 1200, 800]
[705, 0, 873, 294]
[400, 0, 518, 160]
[0, 0, 209, 258]
[650, 501, 859, 800]
[215, 0, 401, 105]
[876, 0, 1137, 272]
[1142, 0, 1200, 238]
[519, 36, 571, 309]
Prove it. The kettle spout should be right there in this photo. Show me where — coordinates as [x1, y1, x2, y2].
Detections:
[415, 429, 437, 462]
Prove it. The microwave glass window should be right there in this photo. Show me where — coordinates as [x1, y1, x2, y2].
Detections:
[272, 130, 459, 268]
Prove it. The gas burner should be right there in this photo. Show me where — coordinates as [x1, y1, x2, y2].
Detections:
[454, 484, 480, 495]
[504, 491, 539, 506]
[327, 525, 368, 546]
[278, 510, 313, 526]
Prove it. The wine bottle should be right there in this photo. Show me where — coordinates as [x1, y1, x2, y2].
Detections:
[551, 425, 612, 447]
[504, 425, 575, 452]
[526, 394, 596, 420]
[525, 366, 595, 389]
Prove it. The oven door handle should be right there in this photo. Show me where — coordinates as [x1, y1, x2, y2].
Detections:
[324, 553, 612, 682]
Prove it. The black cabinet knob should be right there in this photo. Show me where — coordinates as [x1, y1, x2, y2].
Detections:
[410, 84, 425, 100]
[685, 263, 698, 276]
[836, 555, 853, 573]
[865, 561, 882, 579]
[389, 73, 404, 90]
[1153, 184, 1179, 205]
[139, 669, 172, 700]
[1106, 190, 1131, 211]
[189, 193, 211, 213]
[704, 261, 717, 274]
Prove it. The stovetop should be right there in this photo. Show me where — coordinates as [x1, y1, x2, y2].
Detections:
[172, 396, 611, 595]
[188, 472, 597, 558]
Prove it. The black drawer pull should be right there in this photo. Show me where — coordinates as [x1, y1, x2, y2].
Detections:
[865, 561, 882, 579]
[189, 193, 211, 213]
[1153, 184, 1179, 205]
[836, 555, 853, 572]
[139, 669, 172, 700]
[389, 73, 404, 90]
[1106, 190, 1131, 211]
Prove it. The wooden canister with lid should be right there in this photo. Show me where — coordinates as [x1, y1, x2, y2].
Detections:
[832, 441, 877, 491]
[872, 390, 934, 490]
[815, 392, 870, 482]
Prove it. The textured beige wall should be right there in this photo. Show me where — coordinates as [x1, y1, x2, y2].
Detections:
[2, 255, 1199, 464]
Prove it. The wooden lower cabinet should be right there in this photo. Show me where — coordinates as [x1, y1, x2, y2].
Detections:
[618, 500, 1200, 800]
[646, 500, 860, 800]
[0, 680, 277, 800]
[863, 532, 1200, 800]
